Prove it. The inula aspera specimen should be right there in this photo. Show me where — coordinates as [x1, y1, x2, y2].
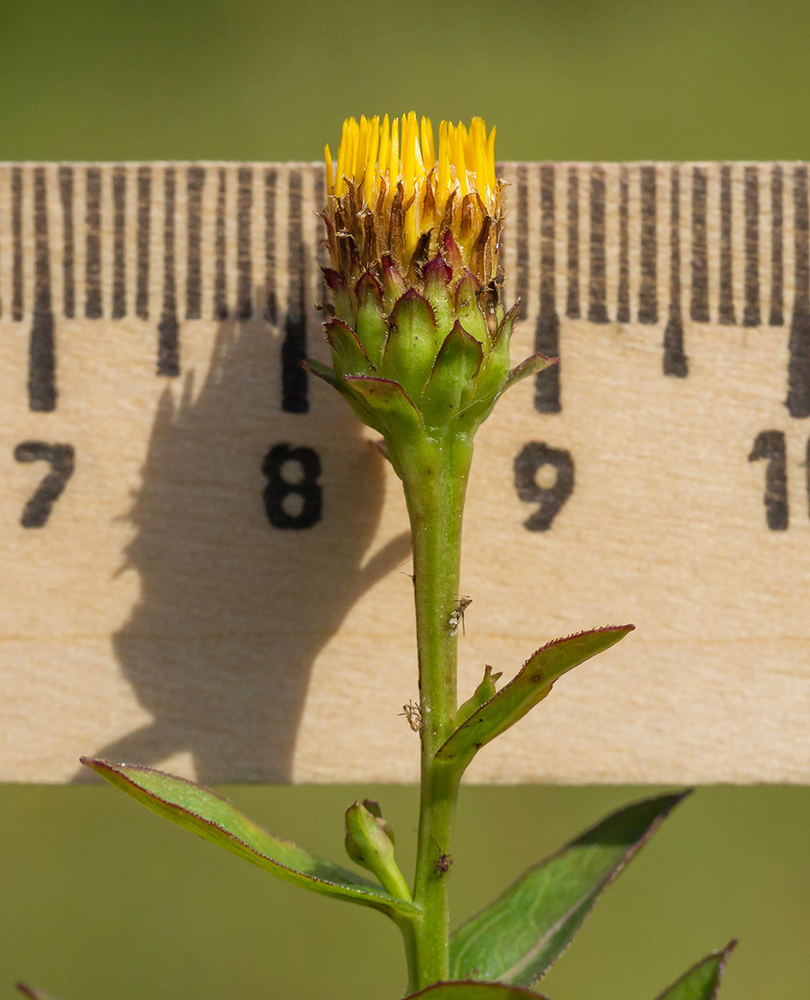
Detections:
[72, 116, 736, 1000]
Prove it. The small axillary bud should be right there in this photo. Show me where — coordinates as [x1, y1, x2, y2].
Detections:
[344, 800, 412, 903]
[456, 664, 502, 727]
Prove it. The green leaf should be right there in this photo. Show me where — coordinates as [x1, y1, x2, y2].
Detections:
[450, 791, 690, 985]
[655, 942, 737, 1000]
[435, 625, 634, 768]
[17, 986, 61, 1000]
[81, 759, 419, 921]
[405, 983, 549, 1000]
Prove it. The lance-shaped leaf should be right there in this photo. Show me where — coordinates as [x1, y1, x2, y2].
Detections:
[406, 982, 550, 1000]
[654, 942, 737, 1000]
[450, 791, 690, 985]
[436, 625, 633, 768]
[17, 986, 61, 1000]
[81, 759, 419, 920]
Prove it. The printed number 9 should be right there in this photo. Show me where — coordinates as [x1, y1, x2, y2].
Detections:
[514, 442, 574, 531]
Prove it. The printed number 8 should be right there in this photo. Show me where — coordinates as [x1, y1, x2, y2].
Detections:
[262, 444, 322, 529]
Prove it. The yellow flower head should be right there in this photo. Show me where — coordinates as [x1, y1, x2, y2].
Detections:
[323, 113, 502, 286]
[311, 115, 554, 445]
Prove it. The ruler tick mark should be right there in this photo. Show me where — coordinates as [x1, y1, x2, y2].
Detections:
[314, 166, 330, 302]
[112, 167, 126, 320]
[770, 165, 784, 327]
[565, 167, 579, 319]
[29, 166, 56, 411]
[638, 165, 657, 324]
[719, 164, 736, 325]
[515, 164, 529, 314]
[12, 167, 22, 322]
[264, 167, 278, 324]
[136, 166, 151, 321]
[663, 165, 687, 377]
[283, 169, 308, 414]
[787, 164, 810, 418]
[186, 166, 204, 320]
[588, 165, 608, 323]
[535, 163, 560, 413]
[690, 167, 709, 323]
[85, 167, 102, 320]
[157, 166, 179, 378]
[743, 165, 761, 327]
[59, 166, 75, 319]
[237, 166, 252, 320]
[616, 165, 630, 323]
[214, 168, 228, 320]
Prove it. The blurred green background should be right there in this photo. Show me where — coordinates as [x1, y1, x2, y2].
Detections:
[2, 0, 809, 998]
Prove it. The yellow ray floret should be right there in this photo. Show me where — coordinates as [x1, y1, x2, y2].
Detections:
[325, 113, 499, 265]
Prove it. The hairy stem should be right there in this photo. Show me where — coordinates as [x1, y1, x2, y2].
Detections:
[399, 431, 472, 990]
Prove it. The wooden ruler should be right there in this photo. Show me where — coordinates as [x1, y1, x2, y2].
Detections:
[1, 161, 809, 784]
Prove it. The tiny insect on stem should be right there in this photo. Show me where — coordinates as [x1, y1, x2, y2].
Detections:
[431, 836, 453, 875]
[447, 596, 472, 636]
[434, 853, 452, 875]
[399, 700, 424, 732]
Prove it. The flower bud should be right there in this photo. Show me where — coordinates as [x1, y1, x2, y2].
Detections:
[344, 800, 411, 902]
[307, 114, 557, 462]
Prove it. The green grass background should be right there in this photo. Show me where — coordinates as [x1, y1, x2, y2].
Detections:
[2, 0, 810, 997]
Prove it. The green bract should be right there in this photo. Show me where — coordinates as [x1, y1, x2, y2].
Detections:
[305, 232, 554, 466]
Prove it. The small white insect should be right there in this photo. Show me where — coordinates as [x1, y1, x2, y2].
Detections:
[447, 596, 472, 636]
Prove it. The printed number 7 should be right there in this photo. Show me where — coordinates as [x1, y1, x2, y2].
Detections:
[14, 442, 75, 528]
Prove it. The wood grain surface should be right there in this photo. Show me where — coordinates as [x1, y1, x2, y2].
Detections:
[1, 162, 808, 783]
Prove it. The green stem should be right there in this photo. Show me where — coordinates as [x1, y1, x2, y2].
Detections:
[398, 430, 473, 991]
